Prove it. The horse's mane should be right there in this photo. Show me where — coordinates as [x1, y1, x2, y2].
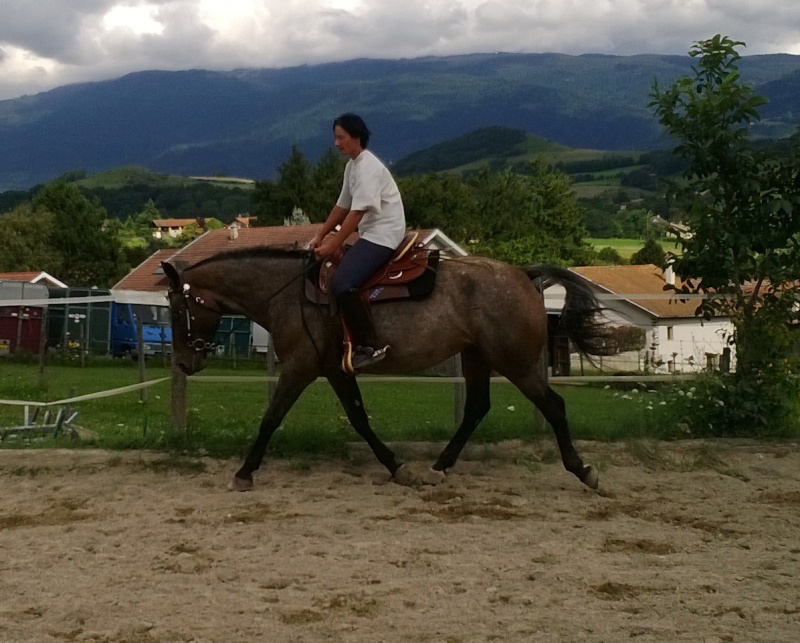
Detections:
[186, 246, 311, 271]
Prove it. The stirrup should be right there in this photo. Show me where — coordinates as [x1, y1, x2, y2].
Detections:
[351, 345, 389, 370]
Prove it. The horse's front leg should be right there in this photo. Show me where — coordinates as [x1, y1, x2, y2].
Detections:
[326, 371, 403, 478]
[430, 347, 492, 481]
[231, 369, 317, 491]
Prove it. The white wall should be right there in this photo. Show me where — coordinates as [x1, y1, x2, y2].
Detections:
[543, 286, 736, 374]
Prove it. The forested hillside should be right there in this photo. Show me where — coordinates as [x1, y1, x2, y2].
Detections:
[1, 52, 798, 191]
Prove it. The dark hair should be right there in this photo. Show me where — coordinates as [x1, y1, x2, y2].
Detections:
[333, 113, 370, 148]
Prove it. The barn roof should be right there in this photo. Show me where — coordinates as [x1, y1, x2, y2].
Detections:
[571, 264, 703, 319]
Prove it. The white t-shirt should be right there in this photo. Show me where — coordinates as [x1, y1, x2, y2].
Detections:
[336, 149, 406, 250]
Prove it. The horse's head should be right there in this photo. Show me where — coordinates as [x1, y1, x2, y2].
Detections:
[162, 261, 222, 375]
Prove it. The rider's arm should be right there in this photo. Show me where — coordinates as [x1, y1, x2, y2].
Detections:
[311, 205, 349, 248]
[315, 210, 365, 259]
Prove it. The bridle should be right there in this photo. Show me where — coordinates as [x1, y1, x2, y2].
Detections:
[179, 283, 220, 354]
[173, 254, 318, 354]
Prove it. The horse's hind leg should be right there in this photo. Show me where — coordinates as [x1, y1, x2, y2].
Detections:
[514, 376, 598, 489]
[326, 371, 402, 477]
[431, 346, 491, 475]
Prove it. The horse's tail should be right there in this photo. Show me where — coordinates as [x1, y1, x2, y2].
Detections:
[523, 264, 618, 357]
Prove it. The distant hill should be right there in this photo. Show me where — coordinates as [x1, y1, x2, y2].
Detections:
[0, 165, 254, 221]
[392, 126, 643, 176]
[0, 52, 798, 191]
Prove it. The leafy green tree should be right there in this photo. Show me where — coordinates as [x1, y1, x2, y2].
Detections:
[251, 146, 314, 226]
[0, 204, 60, 273]
[175, 221, 204, 245]
[398, 173, 481, 242]
[401, 161, 591, 265]
[651, 35, 800, 367]
[309, 147, 346, 221]
[596, 246, 624, 265]
[630, 239, 666, 266]
[32, 182, 125, 287]
[134, 199, 161, 226]
[650, 35, 800, 433]
[469, 162, 592, 265]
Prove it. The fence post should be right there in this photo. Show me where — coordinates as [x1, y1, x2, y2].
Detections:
[534, 280, 549, 435]
[535, 343, 549, 434]
[38, 308, 48, 387]
[453, 353, 464, 428]
[170, 358, 187, 433]
[137, 317, 147, 403]
[78, 319, 86, 368]
[266, 333, 277, 403]
[161, 324, 168, 368]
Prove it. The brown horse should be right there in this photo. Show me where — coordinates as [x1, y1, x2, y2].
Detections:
[162, 248, 613, 491]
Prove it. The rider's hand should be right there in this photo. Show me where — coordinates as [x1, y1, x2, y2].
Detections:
[314, 237, 341, 261]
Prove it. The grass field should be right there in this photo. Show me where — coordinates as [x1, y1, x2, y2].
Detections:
[588, 237, 680, 260]
[1, 360, 676, 457]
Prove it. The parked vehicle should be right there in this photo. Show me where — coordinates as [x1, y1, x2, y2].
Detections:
[110, 303, 171, 358]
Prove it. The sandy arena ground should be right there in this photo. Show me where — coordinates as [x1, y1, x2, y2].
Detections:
[1, 440, 799, 643]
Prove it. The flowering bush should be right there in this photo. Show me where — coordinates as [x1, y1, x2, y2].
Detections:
[657, 365, 800, 437]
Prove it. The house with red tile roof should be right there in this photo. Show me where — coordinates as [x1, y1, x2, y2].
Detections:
[0, 271, 68, 289]
[151, 218, 218, 240]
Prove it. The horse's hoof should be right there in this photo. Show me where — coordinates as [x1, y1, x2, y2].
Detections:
[581, 465, 599, 490]
[392, 464, 417, 487]
[422, 467, 447, 486]
[228, 475, 254, 492]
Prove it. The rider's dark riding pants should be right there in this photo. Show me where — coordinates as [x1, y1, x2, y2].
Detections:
[332, 239, 394, 295]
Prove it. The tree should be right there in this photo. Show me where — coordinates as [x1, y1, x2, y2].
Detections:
[251, 146, 314, 226]
[308, 147, 346, 221]
[398, 173, 481, 242]
[400, 161, 592, 265]
[650, 35, 800, 432]
[468, 162, 592, 265]
[175, 221, 204, 245]
[630, 239, 666, 266]
[32, 182, 125, 287]
[0, 203, 61, 274]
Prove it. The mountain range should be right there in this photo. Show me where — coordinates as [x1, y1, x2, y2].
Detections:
[1, 52, 798, 191]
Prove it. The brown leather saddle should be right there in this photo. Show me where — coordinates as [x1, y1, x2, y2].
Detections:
[305, 231, 440, 305]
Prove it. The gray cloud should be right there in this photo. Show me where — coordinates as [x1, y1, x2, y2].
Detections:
[0, 0, 797, 100]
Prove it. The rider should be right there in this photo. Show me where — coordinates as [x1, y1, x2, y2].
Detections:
[310, 113, 407, 369]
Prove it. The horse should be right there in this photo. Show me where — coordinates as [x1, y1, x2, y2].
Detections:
[161, 247, 614, 491]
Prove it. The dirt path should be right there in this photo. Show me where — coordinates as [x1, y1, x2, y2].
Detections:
[1, 441, 799, 642]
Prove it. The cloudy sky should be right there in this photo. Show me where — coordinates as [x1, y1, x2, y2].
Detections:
[1, 0, 798, 101]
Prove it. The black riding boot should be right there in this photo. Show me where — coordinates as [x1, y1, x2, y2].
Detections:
[336, 289, 389, 369]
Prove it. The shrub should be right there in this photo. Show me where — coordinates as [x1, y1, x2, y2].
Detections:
[659, 365, 800, 438]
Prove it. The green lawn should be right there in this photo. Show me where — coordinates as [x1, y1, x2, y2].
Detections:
[1, 360, 674, 457]
[587, 237, 679, 260]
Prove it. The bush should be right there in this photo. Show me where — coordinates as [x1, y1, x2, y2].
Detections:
[630, 238, 665, 266]
[596, 246, 624, 264]
[659, 366, 800, 438]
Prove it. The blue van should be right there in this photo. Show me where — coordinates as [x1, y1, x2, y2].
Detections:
[110, 303, 172, 358]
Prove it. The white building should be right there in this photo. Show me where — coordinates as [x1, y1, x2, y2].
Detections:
[544, 264, 734, 374]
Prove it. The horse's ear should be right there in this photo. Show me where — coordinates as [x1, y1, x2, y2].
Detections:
[161, 261, 181, 289]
